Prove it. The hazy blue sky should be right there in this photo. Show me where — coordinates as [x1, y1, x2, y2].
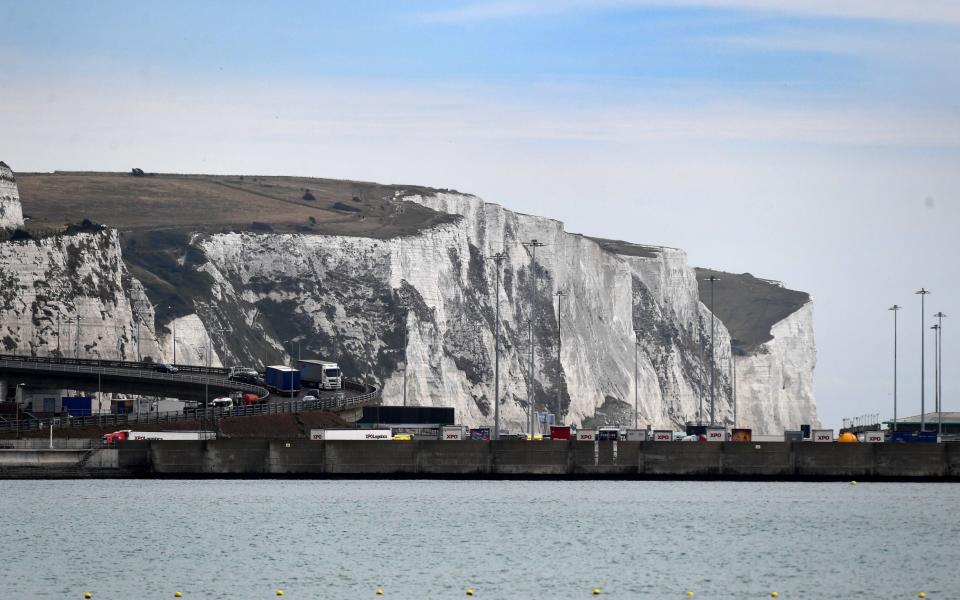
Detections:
[2, 0, 958, 428]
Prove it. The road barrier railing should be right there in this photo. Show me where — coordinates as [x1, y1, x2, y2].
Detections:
[0, 353, 231, 375]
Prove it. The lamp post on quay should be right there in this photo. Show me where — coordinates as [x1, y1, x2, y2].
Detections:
[889, 305, 902, 431]
[522, 239, 546, 436]
[486, 252, 506, 440]
[916, 288, 931, 431]
[933, 312, 947, 437]
[555, 290, 565, 427]
[932, 323, 940, 437]
[633, 328, 641, 430]
[703, 275, 721, 425]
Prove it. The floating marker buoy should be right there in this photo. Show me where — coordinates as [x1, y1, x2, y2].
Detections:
[918, 593, 926, 599]
[687, 592, 695, 597]
[850, 481, 857, 486]
[175, 593, 182, 598]
[466, 588, 474, 596]
[276, 591, 284, 597]
[84, 594, 92, 599]
[771, 593, 779, 598]
[592, 588, 601, 595]
[376, 588, 384, 596]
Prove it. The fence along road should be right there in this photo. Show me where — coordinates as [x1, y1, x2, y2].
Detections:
[0, 354, 379, 432]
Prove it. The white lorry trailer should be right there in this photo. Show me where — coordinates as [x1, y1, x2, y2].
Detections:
[103, 430, 216, 443]
[310, 429, 391, 441]
[297, 359, 343, 390]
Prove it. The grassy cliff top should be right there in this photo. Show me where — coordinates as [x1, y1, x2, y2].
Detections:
[16, 171, 456, 238]
[695, 268, 810, 354]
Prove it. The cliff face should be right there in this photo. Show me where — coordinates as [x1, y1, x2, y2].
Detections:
[0, 227, 156, 361]
[195, 192, 759, 432]
[734, 302, 819, 431]
[2, 162, 817, 432]
[0, 162, 25, 230]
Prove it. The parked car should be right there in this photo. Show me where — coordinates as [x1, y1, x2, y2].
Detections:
[153, 363, 178, 374]
[302, 395, 319, 403]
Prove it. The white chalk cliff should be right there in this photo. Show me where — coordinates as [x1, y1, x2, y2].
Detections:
[0, 162, 817, 433]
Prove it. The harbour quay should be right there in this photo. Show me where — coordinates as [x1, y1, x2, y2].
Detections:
[2, 440, 959, 480]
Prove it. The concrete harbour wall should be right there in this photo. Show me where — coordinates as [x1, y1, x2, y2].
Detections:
[138, 441, 960, 480]
[3, 442, 959, 480]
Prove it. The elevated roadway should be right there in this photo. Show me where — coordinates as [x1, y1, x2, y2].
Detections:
[0, 354, 379, 432]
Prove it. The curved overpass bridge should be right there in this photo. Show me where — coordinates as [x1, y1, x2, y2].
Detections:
[0, 354, 379, 432]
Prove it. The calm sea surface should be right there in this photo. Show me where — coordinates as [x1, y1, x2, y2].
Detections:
[2, 480, 958, 598]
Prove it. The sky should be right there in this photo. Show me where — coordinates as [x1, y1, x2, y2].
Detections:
[1, 0, 958, 429]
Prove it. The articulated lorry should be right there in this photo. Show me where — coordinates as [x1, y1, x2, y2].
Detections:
[297, 359, 342, 390]
[310, 429, 392, 441]
[103, 430, 216, 443]
[265, 365, 301, 396]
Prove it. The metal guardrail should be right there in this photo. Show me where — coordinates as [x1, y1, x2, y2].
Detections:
[0, 356, 266, 396]
[0, 353, 230, 375]
[0, 438, 97, 450]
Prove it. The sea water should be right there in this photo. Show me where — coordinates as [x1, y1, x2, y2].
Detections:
[2, 480, 958, 598]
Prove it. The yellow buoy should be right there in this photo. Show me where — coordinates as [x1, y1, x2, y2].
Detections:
[84, 594, 92, 599]
[466, 588, 474, 596]
[687, 592, 695, 597]
[175, 593, 182, 598]
[918, 593, 926, 599]
[771, 593, 779, 598]
[850, 480, 857, 485]
[592, 588, 601, 595]
[376, 588, 384, 596]
[276, 591, 284, 597]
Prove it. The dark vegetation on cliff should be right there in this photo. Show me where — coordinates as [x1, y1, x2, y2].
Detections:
[694, 268, 810, 354]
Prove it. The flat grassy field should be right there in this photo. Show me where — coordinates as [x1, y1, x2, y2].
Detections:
[16, 171, 456, 238]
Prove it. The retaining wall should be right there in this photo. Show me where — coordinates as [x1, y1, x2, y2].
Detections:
[106, 440, 960, 480]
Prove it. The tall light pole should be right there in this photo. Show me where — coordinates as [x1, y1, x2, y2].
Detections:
[932, 323, 940, 437]
[522, 239, 545, 435]
[934, 312, 947, 437]
[555, 290, 565, 427]
[487, 253, 505, 439]
[916, 288, 931, 431]
[730, 342, 737, 428]
[889, 305, 901, 431]
[73, 315, 84, 358]
[703, 275, 721, 426]
[167, 306, 177, 364]
[634, 328, 641, 430]
[397, 291, 409, 408]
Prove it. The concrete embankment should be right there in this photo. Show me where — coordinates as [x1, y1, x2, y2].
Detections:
[2, 441, 960, 480]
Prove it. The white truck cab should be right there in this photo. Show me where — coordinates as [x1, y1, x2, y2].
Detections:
[297, 359, 342, 390]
